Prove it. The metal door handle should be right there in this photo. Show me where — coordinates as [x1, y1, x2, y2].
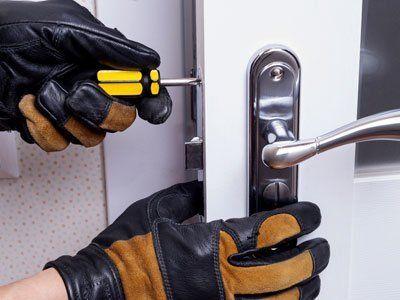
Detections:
[263, 109, 400, 169]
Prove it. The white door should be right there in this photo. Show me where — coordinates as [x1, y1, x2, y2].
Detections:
[96, 0, 195, 223]
[198, 1, 400, 299]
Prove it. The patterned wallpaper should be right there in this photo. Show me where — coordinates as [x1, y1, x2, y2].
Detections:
[0, 0, 106, 285]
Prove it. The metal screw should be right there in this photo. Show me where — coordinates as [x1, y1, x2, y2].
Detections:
[270, 66, 284, 81]
[263, 182, 290, 203]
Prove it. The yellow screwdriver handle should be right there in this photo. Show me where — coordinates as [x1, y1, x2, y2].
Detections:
[97, 69, 161, 97]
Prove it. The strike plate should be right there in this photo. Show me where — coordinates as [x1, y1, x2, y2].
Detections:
[248, 46, 300, 214]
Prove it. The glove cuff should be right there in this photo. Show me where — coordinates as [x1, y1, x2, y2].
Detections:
[44, 244, 124, 300]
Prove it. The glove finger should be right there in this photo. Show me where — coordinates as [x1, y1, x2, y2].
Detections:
[56, 22, 160, 69]
[295, 276, 321, 300]
[36, 80, 106, 148]
[92, 181, 204, 247]
[19, 94, 69, 152]
[136, 87, 173, 124]
[66, 81, 137, 132]
[223, 202, 321, 252]
[147, 181, 204, 223]
[220, 236, 329, 296]
[237, 277, 321, 300]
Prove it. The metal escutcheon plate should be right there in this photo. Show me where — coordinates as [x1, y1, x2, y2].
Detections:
[248, 46, 300, 214]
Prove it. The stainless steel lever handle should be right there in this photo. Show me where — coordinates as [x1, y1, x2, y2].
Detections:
[262, 109, 400, 169]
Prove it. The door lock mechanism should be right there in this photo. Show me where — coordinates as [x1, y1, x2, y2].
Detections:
[248, 46, 300, 214]
[248, 46, 400, 215]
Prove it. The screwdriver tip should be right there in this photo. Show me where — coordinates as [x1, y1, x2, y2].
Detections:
[160, 77, 202, 87]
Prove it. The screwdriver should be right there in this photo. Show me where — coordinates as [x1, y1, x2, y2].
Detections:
[97, 69, 201, 97]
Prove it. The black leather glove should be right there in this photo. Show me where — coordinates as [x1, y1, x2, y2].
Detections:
[45, 182, 330, 300]
[0, 0, 172, 152]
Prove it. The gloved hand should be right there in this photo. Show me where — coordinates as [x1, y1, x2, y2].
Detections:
[45, 182, 330, 300]
[0, 0, 172, 152]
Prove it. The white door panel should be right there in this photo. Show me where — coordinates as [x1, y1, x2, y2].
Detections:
[201, 1, 363, 298]
[350, 175, 400, 299]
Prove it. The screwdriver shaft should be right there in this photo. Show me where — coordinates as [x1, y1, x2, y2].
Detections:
[160, 77, 202, 87]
